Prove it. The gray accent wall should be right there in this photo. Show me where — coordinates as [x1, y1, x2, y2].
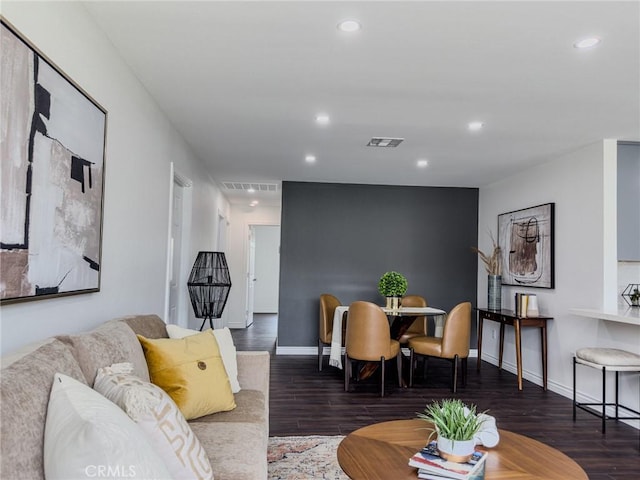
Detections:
[278, 181, 479, 348]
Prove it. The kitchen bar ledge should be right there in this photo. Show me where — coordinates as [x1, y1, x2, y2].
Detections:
[569, 307, 640, 326]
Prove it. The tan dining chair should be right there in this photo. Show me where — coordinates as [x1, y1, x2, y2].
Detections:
[319, 293, 342, 371]
[398, 294, 428, 345]
[344, 301, 402, 397]
[408, 301, 471, 393]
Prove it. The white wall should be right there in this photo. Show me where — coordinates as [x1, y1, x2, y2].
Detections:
[0, 2, 228, 353]
[226, 205, 281, 328]
[478, 140, 639, 422]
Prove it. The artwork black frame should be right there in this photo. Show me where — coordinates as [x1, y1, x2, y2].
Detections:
[0, 19, 107, 304]
[498, 203, 555, 289]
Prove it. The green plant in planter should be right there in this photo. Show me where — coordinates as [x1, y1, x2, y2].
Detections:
[631, 288, 640, 304]
[417, 399, 484, 443]
[377, 271, 408, 297]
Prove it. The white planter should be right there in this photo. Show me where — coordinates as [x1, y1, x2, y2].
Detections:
[437, 436, 475, 463]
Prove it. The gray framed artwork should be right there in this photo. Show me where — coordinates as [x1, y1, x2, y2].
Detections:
[498, 203, 555, 289]
[1, 19, 107, 304]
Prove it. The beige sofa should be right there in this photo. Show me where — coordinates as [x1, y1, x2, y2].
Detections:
[0, 314, 270, 480]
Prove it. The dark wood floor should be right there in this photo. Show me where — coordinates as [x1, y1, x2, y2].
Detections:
[232, 314, 640, 480]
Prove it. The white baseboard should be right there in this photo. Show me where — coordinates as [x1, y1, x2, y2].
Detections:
[276, 346, 479, 358]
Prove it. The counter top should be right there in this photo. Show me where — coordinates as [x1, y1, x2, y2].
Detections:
[569, 307, 640, 326]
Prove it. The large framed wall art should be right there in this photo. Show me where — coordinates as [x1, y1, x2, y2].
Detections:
[1, 19, 107, 304]
[498, 203, 555, 289]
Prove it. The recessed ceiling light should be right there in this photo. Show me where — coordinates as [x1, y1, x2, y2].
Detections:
[574, 37, 601, 49]
[417, 159, 428, 168]
[315, 114, 330, 125]
[247, 187, 256, 193]
[305, 155, 316, 163]
[337, 19, 361, 33]
[468, 121, 484, 131]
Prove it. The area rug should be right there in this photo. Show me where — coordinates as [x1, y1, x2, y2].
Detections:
[268, 435, 349, 479]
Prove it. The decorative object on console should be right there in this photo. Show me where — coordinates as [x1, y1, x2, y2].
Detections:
[514, 293, 539, 317]
[1, 20, 107, 304]
[416, 399, 487, 463]
[526, 294, 539, 317]
[187, 251, 232, 330]
[473, 231, 502, 310]
[498, 203, 555, 289]
[621, 283, 640, 307]
[378, 271, 408, 309]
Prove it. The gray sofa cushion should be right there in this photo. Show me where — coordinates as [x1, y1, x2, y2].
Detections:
[58, 319, 149, 385]
[190, 389, 266, 426]
[120, 313, 169, 340]
[189, 421, 268, 480]
[0, 339, 87, 480]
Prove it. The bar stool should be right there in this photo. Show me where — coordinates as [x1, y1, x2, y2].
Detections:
[572, 347, 640, 435]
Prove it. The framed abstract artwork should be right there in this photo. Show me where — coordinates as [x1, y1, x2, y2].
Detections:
[498, 203, 555, 289]
[1, 19, 107, 304]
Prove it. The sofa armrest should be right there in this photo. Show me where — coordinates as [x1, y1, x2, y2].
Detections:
[236, 351, 270, 401]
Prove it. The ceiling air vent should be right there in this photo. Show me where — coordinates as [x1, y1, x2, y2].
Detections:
[366, 137, 404, 147]
[222, 182, 279, 192]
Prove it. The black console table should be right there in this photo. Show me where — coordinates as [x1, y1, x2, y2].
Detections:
[476, 308, 552, 391]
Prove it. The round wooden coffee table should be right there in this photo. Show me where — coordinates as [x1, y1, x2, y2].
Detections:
[337, 419, 587, 480]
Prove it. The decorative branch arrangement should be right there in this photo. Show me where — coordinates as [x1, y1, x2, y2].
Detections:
[472, 231, 502, 276]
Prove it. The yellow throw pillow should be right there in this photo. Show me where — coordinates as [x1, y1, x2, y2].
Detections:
[137, 331, 236, 420]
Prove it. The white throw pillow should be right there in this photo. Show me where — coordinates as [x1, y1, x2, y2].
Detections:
[94, 363, 214, 480]
[166, 324, 241, 393]
[44, 373, 171, 480]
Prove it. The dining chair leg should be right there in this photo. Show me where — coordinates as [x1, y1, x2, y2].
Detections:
[423, 356, 429, 380]
[462, 357, 468, 386]
[380, 356, 385, 397]
[396, 352, 403, 387]
[409, 348, 414, 387]
[318, 339, 323, 371]
[344, 354, 350, 392]
[452, 354, 459, 393]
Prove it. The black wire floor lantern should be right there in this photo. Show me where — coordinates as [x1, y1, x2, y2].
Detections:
[187, 252, 232, 330]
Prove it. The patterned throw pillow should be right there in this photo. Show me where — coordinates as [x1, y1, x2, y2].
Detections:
[137, 331, 236, 419]
[94, 363, 214, 480]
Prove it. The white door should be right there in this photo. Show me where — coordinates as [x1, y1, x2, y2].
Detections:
[246, 228, 256, 327]
[168, 180, 184, 325]
[253, 225, 280, 313]
[217, 213, 228, 328]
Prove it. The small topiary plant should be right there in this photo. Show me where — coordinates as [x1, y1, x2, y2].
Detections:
[377, 271, 408, 297]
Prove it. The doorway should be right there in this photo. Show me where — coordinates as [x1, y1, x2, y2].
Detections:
[166, 166, 192, 327]
[246, 225, 280, 326]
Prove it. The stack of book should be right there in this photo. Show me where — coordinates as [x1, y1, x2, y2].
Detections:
[408, 441, 488, 480]
[514, 293, 538, 317]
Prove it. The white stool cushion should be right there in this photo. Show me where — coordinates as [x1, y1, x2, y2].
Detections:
[576, 348, 640, 371]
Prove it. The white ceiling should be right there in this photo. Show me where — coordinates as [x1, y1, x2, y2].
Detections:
[83, 1, 640, 207]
